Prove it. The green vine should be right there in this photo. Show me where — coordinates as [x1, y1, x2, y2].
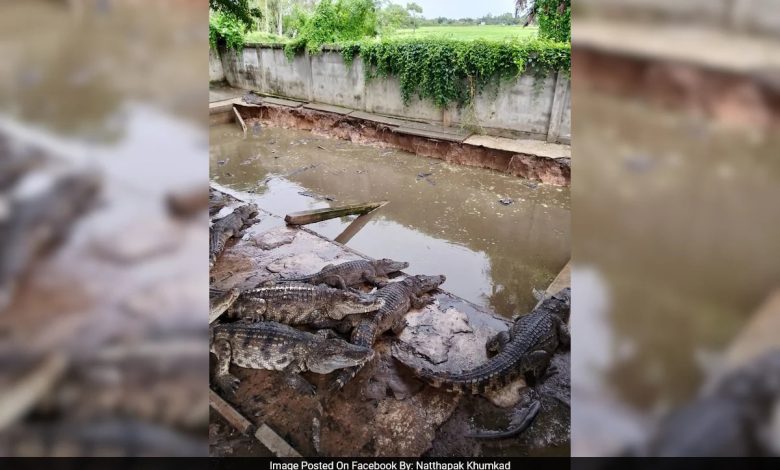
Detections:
[340, 38, 569, 109]
[537, 0, 571, 43]
[209, 11, 247, 51]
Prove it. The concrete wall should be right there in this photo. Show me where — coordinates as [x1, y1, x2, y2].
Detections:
[217, 45, 571, 143]
[578, 0, 780, 37]
[209, 47, 225, 82]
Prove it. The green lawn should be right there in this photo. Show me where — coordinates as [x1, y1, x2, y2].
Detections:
[385, 25, 538, 41]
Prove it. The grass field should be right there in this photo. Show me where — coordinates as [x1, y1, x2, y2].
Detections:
[244, 25, 539, 44]
[386, 25, 538, 41]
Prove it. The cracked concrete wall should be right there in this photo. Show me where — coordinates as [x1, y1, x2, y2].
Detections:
[209, 47, 224, 83]
[217, 46, 571, 142]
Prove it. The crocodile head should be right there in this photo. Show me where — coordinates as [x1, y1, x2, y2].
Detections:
[405, 274, 446, 294]
[373, 258, 409, 275]
[541, 287, 570, 322]
[307, 340, 374, 374]
[331, 290, 385, 319]
[235, 203, 259, 219]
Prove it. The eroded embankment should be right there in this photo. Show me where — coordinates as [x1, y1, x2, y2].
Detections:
[213, 103, 570, 186]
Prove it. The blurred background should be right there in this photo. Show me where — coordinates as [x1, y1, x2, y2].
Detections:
[571, 0, 780, 457]
[0, 0, 208, 456]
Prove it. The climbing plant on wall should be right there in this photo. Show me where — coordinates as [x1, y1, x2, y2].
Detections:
[536, 0, 571, 43]
[342, 38, 570, 110]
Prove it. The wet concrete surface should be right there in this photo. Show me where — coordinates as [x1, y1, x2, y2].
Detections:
[210, 124, 570, 318]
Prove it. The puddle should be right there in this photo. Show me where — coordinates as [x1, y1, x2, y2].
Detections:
[210, 124, 570, 317]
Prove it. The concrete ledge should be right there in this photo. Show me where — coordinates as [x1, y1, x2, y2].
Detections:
[263, 97, 305, 108]
[464, 135, 571, 160]
[303, 103, 354, 115]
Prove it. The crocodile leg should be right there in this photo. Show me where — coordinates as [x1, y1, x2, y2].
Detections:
[390, 317, 408, 336]
[410, 294, 433, 310]
[212, 339, 240, 396]
[524, 350, 553, 382]
[486, 330, 512, 357]
[362, 271, 388, 288]
[321, 274, 348, 290]
[557, 321, 571, 349]
[282, 364, 315, 395]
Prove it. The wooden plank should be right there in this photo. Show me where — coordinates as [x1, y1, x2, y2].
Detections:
[209, 389, 301, 457]
[392, 126, 467, 143]
[233, 106, 247, 136]
[0, 353, 68, 431]
[285, 201, 388, 226]
[303, 103, 354, 116]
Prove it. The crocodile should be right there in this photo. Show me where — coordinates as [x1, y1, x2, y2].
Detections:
[635, 350, 780, 457]
[280, 258, 409, 290]
[394, 288, 570, 395]
[211, 321, 374, 395]
[0, 170, 100, 311]
[330, 274, 446, 391]
[208, 203, 258, 268]
[225, 282, 384, 327]
[209, 287, 240, 324]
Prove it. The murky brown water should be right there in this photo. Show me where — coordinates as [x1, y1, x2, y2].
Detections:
[210, 124, 570, 317]
[572, 93, 780, 455]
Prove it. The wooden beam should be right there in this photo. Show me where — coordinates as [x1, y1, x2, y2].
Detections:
[209, 389, 301, 457]
[233, 105, 247, 136]
[285, 201, 388, 226]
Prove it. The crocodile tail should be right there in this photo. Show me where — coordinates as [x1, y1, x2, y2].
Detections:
[466, 400, 540, 439]
[391, 342, 510, 394]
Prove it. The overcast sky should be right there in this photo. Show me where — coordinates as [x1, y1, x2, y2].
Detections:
[389, 0, 516, 19]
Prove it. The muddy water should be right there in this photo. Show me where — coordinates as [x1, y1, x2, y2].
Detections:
[572, 94, 780, 455]
[210, 124, 570, 317]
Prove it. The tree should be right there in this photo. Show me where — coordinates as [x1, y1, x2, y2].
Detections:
[209, 0, 261, 26]
[378, 3, 411, 32]
[406, 2, 422, 31]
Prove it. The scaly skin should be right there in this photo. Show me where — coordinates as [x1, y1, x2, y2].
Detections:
[208, 204, 258, 268]
[211, 321, 374, 396]
[331, 274, 446, 391]
[227, 282, 384, 326]
[395, 288, 570, 395]
[281, 258, 409, 290]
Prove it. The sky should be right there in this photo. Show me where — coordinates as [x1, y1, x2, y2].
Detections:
[388, 0, 517, 19]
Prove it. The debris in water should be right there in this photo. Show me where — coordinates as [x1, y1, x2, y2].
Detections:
[298, 191, 335, 202]
[499, 198, 514, 206]
[287, 165, 317, 177]
[218, 160, 226, 166]
[417, 172, 433, 179]
[523, 181, 539, 190]
[225, 172, 233, 177]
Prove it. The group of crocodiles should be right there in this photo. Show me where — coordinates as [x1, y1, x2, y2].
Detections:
[210, 203, 571, 439]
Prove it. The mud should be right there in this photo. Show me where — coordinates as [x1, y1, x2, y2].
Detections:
[231, 104, 570, 186]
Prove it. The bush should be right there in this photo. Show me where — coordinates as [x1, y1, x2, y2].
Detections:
[342, 38, 570, 109]
[537, 0, 571, 43]
[209, 10, 247, 51]
[284, 0, 377, 58]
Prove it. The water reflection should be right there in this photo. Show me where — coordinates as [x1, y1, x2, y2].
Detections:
[210, 124, 570, 317]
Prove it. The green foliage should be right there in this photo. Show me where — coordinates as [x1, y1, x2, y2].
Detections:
[210, 10, 248, 51]
[209, 0, 261, 27]
[342, 38, 570, 109]
[283, 0, 378, 59]
[536, 0, 570, 43]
